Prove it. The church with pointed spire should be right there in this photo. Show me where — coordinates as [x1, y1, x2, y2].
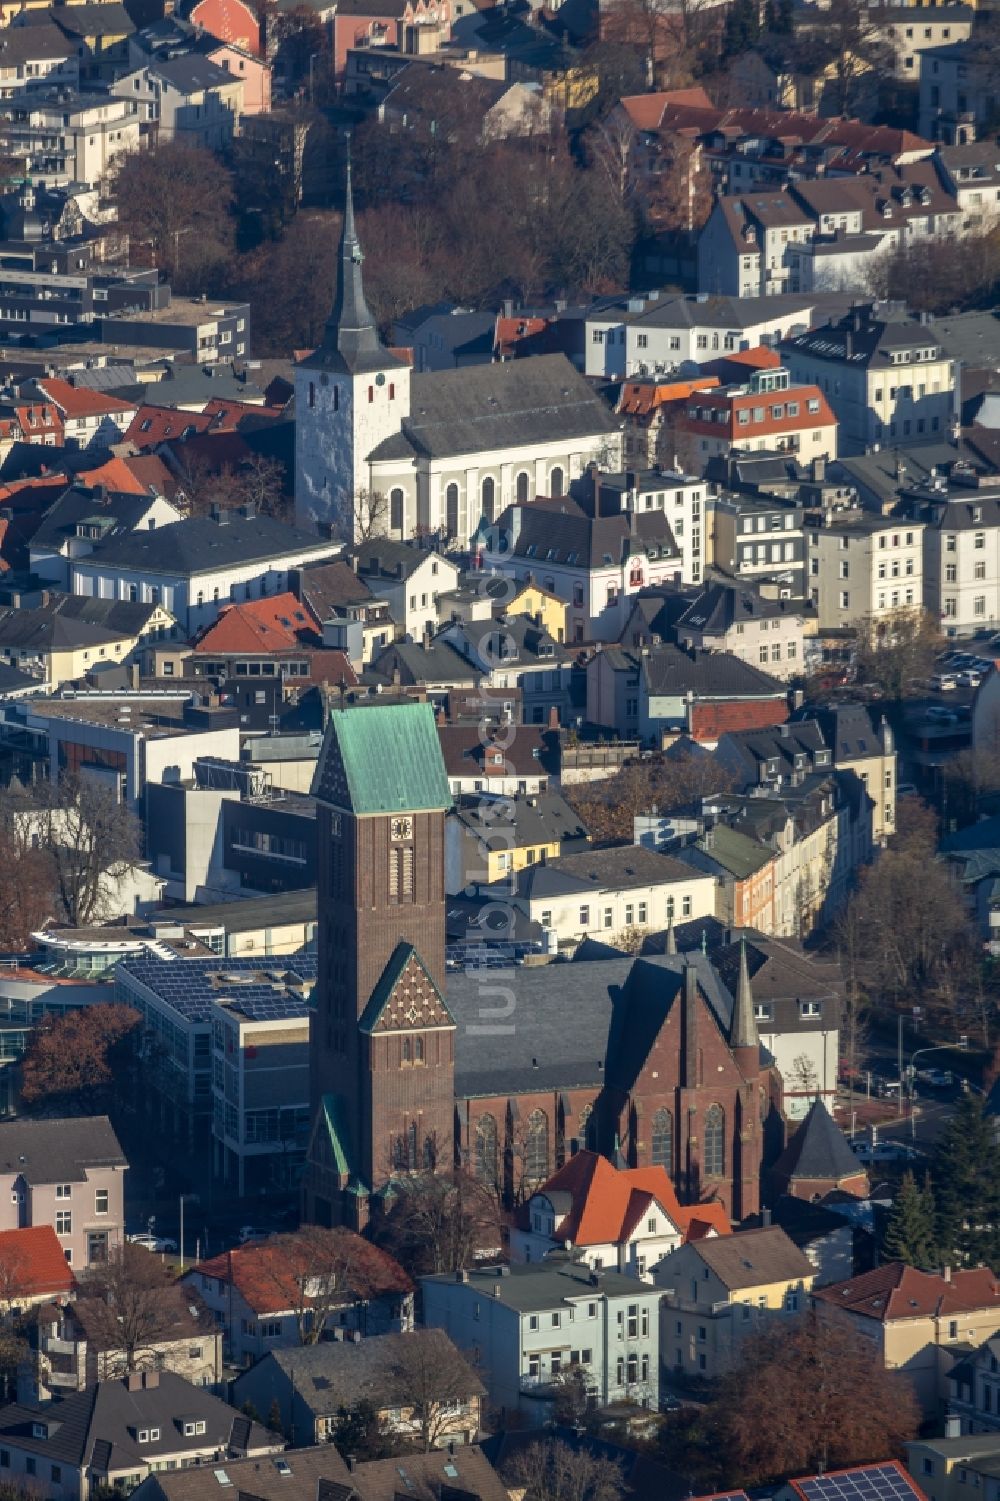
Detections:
[294, 156, 621, 543]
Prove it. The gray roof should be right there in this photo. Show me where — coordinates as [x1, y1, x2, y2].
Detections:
[0, 20, 74, 60]
[451, 791, 588, 850]
[641, 644, 786, 699]
[677, 1225, 814, 1289]
[234, 1329, 484, 1418]
[0, 1114, 125, 1185]
[0, 1370, 274, 1471]
[352, 538, 449, 582]
[511, 843, 695, 899]
[677, 581, 805, 636]
[493, 498, 677, 570]
[0, 608, 128, 654]
[627, 291, 844, 332]
[157, 888, 318, 932]
[422, 1257, 656, 1311]
[30, 487, 160, 556]
[79, 513, 332, 578]
[772, 1098, 863, 1182]
[148, 53, 233, 92]
[367, 354, 617, 463]
[53, 3, 135, 34]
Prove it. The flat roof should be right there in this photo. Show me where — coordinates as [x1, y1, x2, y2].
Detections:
[103, 297, 247, 327]
[159, 889, 318, 931]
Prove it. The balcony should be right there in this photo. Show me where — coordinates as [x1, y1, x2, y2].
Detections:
[42, 1335, 77, 1356]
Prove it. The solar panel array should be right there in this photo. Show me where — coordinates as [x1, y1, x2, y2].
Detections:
[795, 1464, 923, 1501]
[119, 954, 318, 1022]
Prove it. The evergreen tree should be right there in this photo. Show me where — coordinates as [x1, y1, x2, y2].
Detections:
[722, 0, 761, 59]
[931, 1092, 1000, 1269]
[882, 1171, 937, 1268]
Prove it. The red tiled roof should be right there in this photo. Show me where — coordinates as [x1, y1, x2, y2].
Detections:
[35, 378, 134, 419]
[617, 376, 719, 418]
[192, 592, 323, 654]
[201, 397, 286, 429]
[528, 1150, 732, 1246]
[712, 346, 782, 372]
[125, 405, 217, 450]
[495, 316, 551, 358]
[14, 404, 63, 441]
[682, 383, 837, 439]
[0, 1225, 76, 1298]
[192, 1231, 413, 1316]
[76, 456, 159, 496]
[814, 1261, 1000, 1323]
[788, 1464, 927, 1501]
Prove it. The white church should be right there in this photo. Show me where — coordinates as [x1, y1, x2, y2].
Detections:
[294, 162, 622, 546]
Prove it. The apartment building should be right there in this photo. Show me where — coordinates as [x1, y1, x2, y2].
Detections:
[0, 1116, 126, 1270]
[0, 90, 141, 188]
[622, 292, 837, 376]
[711, 491, 808, 599]
[780, 304, 957, 455]
[679, 365, 837, 465]
[807, 504, 925, 629]
[904, 475, 1000, 636]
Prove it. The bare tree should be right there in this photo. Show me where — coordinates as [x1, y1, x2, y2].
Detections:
[854, 606, 943, 703]
[80, 1243, 179, 1372]
[389, 1329, 483, 1451]
[502, 1439, 625, 1501]
[584, 112, 639, 211]
[374, 1170, 502, 1277]
[353, 487, 390, 543]
[32, 775, 142, 928]
[255, 1226, 407, 1345]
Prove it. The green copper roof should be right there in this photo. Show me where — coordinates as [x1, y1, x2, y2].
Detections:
[320, 1092, 352, 1179]
[313, 702, 452, 815]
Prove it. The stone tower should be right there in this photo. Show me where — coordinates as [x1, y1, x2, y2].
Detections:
[304, 701, 454, 1229]
[294, 153, 410, 538]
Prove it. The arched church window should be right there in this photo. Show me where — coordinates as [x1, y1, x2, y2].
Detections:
[446, 483, 459, 538]
[476, 1114, 498, 1185]
[651, 1108, 672, 1169]
[415, 1036, 424, 1063]
[402, 1038, 410, 1064]
[482, 475, 495, 523]
[516, 471, 530, 503]
[390, 488, 404, 533]
[525, 1109, 548, 1184]
[704, 1104, 724, 1178]
[550, 466, 564, 498]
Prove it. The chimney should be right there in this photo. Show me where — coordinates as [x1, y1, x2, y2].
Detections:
[126, 1371, 142, 1391]
[347, 1457, 357, 1473]
[143, 1369, 159, 1389]
[130, 662, 140, 689]
[943, 1265, 952, 1283]
[762, 1207, 772, 1226]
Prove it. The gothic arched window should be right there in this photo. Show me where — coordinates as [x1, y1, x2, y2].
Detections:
[704, 1104, 724, 1178]
[550, 465, 564, 499]
[390, 487, 404, 533]
[516, 470, 530, 503]
[525, 1109, 549, 1184]
[476, 1114, 498, 1185]
[446, 483, 459, 537]
[482, 475, 495, 522]
[651, 1108, 672, 1169]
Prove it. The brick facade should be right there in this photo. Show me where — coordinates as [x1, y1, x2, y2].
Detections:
[689, 696, 789, 745]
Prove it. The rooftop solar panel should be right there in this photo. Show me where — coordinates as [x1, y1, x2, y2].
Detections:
[793, 1464, 924, 1501]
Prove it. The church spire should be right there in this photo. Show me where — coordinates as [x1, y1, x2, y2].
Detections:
[730, 937, 758, 1054]
[317, 144, 392, 374]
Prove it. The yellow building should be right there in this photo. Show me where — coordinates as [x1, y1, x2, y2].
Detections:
[0, 600, 178, 691]
[655, 1227, 816, 1380]
[444, 790, 590, 893]
[506, 583, 569, 644]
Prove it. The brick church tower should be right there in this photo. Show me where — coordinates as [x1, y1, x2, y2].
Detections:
[304, 702, 455, 1229]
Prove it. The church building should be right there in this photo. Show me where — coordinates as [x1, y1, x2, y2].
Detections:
[305, 702, 786, 1230]
[294, 163, 622, 546]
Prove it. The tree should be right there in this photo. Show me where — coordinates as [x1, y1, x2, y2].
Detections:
[502, 1440, 625, 1501]
[722, 0, 760, 58]
[678, 1311, 919, 1487]
[882, 1171, 938, 1268]
[106, 141, 234, 290]
[30, 776, 142, 929]
[80, 1243, 180, 1371]
[891, 792, 938, 857]
[255, 1225, 405, 1345]
[329, 1400, 396, 1461]
[551, 1364, 596, 1426]
[565, 753, 735, 843]
[931, 1091, 1000, 1269]
[854, 607, 943, 703]
[0, 817, 53, 951]
[374, 1170, 502, 1278]
[20, 1003, 141, 1109]
[390, 1329, 481, 1451]
[353, 487, 389, 544]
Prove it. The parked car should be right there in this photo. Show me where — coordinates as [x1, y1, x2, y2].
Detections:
[931, 673, 957, 691]
[956, 671, 982, 688]
[851, 1141, 922, 1164]
[926, 706, 959, 722]
[917, 1067, 953, 1088]
[127, 1233, 178, 1254]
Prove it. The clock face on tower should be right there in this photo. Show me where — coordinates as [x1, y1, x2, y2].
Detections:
[390, 816, 413, 842]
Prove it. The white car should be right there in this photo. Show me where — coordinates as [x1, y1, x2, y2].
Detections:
[127, 1233, 178, 1254]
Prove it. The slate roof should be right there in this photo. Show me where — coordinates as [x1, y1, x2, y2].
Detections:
[294, 559, 377, 618]
[512, 843, 696, 899]
[422, 1257, 656, 1311]
[311, 702, 452, 815]
[437, 725, 559, 779]
[492, 498, 677, 569]
[641, 644, 786, 699]
[367, 354, 617, 463]
[676, 1225, 814, 1290]
[771, 1099, 863, 1183]
[77, 513, 332, 577]
[0, 608, 130, 654]
[0, 1370, 275, 1471]
[129, 1444, 354, 1501]
[677, 581, 805, 635]
[0, 1115, 125, 1184]
[0, 20, 74, 61]
[352, 538, 452, 582]
[236, 1330, 483, 1418]
[451, 790, 588, 850]
[52, 3, 135, 34]
[148, 53, 235, 91]
[371, 640, 481, 686]
[30, 487, 161, 555]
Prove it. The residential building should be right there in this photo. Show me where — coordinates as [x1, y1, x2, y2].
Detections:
[780, 304, 957, 456]
[294, 163, 621, 543]
[671, 581, 809, 682]
[111, 56, 244, 148]
[673, 826, 779, 935]
[351, 538, 460, 643]
[791, 703, 897, 846]
[30, 378, 135, 451]
[679, 366, 837, 466]
[904, 475, 1000, 636]
[130, 1442, 509, 1501]
[437, 725, 559, 798]
[622, 292, 841, 378]
[919, 41, 997, 143]
[185, 1233, 414, 1369]
[69, 508, 339, 635]
[636, 643, 789, 747]
[0, 1116, 125, 1271]
[0, 1225, 75, 1309]
[444, 791, 589, 894]
[940, 815, 1000, 956]
[436, 613, 576, 725]
[27, 484, 183, 592]
[655, 1225, 816, 1380]
[510, 1150, 731, 1278]
[0, 23, 78, 101]
[583, 468, 711, 589]
[478, 498, 684, 643]
[814, 1263, 1000, 1415]
[807, 504, 925, 629]
[232, 1330, 483, 1448]
[946, 1333, 1000, 1434]
[21, 1286, 222, 1402]
[907, 1433, 1000, 1501]
[875, 6, 974, 82]
[0, 89, 141, 187]
[421, 1259, 662, 1418]
[0, 606, 142, 689]
[502, 844, 717, 947]
[0, 1369, 279, 1498]
[99, 296, 250, 363]
[710, 489, 807, 600]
